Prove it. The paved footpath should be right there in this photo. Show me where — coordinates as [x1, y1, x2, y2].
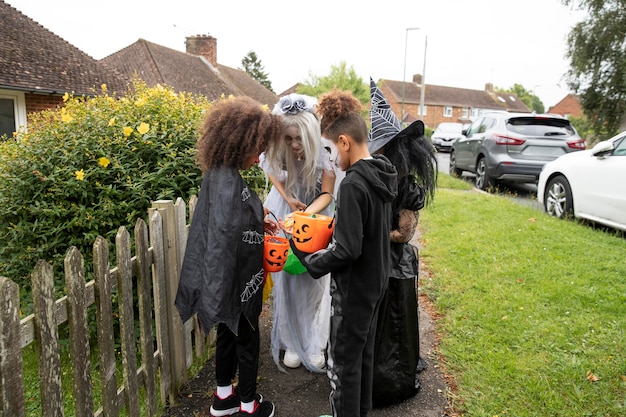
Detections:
[161, 234, 454, 417]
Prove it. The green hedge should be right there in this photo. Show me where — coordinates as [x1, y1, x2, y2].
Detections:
[0, 80, 267, 307]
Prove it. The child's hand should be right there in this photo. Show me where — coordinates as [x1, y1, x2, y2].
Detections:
[264, 216, 279, 235]
[287, 197, 306, 212]
[281, 212, 295, 235]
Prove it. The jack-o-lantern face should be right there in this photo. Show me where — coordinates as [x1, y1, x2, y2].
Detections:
[293, 223, 313, 244]
[265, 246, 288, 268]
[264, 235, 290, 272]
[292, 212, 335, 253]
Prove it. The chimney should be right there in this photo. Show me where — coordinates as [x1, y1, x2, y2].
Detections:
[485, 83, 494, 93]
[185, 34, 217, 67]
[412, 74, 423, 85]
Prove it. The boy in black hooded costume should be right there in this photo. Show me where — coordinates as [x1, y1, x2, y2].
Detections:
[289, 89, 397, 417]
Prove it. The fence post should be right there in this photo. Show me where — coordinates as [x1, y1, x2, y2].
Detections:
[135, 218, 158, 415]
[31, 260, 63, 417]
[0, 277, 26, 417]
[93, 236, 119, 416]
[149, 210, 173, 405]
[150, 200, 187, 392]
[64, 247, 94, 417]
[116, 227, 141, 416]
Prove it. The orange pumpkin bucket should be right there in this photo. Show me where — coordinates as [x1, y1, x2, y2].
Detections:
[292, 211, 335, 253]
[264, 235, 290, 272]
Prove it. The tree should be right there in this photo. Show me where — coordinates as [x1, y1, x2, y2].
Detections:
[496, 83, 545, 113]
[562, 0, 626, 137]
[241, 51, 274, 92]
[296, 62, 369, 106]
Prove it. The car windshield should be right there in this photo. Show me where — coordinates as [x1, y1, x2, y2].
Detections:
[438, 123, 463, 133]
[507, 117, 575, 137]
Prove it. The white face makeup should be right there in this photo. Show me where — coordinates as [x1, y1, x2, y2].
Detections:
[283, 125, 304, 161]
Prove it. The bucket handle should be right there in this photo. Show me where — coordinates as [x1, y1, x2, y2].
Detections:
[266, 211, 289, 239]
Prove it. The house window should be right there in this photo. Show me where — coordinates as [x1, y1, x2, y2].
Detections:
[444, 106, 453, 117]
[470, 108, 480, 119]
[462, 108, 469, 119]
[0, 89, 27, 138]
[418, 105, 427, 117]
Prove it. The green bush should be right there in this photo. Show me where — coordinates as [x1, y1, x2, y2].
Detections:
[0, 80, 268, 305]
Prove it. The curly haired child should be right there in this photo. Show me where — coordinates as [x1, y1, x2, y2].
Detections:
[175, 96, 282, 417]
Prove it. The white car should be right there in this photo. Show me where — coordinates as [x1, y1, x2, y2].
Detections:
[431, 122, 464, 152]
[537, 130, 626, 232]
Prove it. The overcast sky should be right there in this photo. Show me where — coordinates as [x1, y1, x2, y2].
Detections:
[7, 0, 586, 108]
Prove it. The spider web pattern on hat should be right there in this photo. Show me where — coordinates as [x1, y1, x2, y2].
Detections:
[368, 77, 402, 152]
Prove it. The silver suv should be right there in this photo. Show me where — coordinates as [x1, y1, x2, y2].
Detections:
[449, 112, 585, 190]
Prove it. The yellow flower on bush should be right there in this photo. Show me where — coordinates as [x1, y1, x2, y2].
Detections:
[137, 122, 150, 135]
[123, 126, 133, 137]
[108, 117, 116, 126]
[75, 170, 85, 181]
[63, 92, 69, 102]
[60, 107, 73, 123]
[98, 157, 111, 168]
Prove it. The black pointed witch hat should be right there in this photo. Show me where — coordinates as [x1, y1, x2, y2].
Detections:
[367, 77, 424, 153]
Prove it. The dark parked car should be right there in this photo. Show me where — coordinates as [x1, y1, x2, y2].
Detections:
[431, 122, 464, 152]
[449, 112, 585, 190]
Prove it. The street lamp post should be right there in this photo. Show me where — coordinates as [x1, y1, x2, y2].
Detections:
[402, 27, 420, 125]
[419, 35, 428, 122]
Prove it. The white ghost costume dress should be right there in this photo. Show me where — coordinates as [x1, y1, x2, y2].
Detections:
[261, 148, 336, 373]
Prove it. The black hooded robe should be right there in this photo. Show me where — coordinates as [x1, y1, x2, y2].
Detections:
[292, 155, 398, 417]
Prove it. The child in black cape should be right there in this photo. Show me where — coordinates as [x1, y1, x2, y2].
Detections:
[175, 96, 282, 417]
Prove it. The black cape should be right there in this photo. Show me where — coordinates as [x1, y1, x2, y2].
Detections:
[175, 167, 265, 335]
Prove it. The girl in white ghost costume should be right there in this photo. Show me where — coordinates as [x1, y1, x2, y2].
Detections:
[261, 93, 337, 373]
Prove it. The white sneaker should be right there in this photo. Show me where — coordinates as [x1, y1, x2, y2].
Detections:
[309, 353, 326, 369]
[283, 349, 301, 368]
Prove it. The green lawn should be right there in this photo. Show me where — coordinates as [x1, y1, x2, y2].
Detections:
[419, 175, 626, 417]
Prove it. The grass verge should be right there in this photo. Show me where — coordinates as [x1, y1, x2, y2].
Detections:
[419, 174, 626, 417]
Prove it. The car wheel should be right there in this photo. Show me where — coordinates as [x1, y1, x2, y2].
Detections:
[544, 175, 574, 219]
[449, 151, 463, 177]
[475, 157, 495, 191]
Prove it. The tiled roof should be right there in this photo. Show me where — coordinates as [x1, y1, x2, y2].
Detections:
[379, 79, 531, 112]
[217, 64, 278, 107]
[277, 83, 300, 97]
[494, 92, 530, 112]
[101, 39, 278, 107]
[0, 0, 129, 95]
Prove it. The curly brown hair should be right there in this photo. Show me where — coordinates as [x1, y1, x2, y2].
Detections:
[317, 89, 367, 144]
[196, 96, 283, 171]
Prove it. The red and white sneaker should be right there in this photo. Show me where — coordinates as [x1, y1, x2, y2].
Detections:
[237, 400, 275, 417]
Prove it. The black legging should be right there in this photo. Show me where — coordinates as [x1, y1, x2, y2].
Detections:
[215, 314, 260, 403]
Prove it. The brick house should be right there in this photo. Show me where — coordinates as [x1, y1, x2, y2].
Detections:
[101, 34, 277, 107]
[1, 1, 277, 138]
[547, 93, 583, 119]
[0, 0, 128, 137]
[378, 74, 530, 129]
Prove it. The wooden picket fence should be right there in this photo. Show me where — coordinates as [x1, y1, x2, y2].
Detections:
[0, 197, 213, 417]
